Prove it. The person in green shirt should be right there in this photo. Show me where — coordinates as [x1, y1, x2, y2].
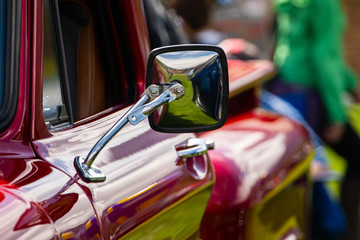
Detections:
[268, 0, 360, 239]
[273, 0, 359, 134]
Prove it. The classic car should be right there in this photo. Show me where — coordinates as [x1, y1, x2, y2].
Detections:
[0, 0, 313, 239]
[0, 0, 228, 239]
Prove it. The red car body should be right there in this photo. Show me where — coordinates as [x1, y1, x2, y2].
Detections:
[200, 60, 313, 239]
[0, 0, 312, 239]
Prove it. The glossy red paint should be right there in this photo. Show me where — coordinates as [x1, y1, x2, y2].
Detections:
[31, 0, 51, 140]
[202, 110, 311, 211]
[28, 0, 215, 239]
[198, 59, 312, 239]
[199, 111, 312, 239]
[119, 0, 150, 96]
[32, 105, 213, 238]
[0, 158, 98, 239]
[0, 0, 313, 239]
[226, 59, 276, 118]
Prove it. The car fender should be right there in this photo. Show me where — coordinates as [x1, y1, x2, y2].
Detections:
[202, 110, 312, 211]
[199, 109, 313, 239]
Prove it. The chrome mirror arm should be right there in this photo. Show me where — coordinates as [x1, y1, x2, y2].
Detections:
[128, 83, 184, 125]
[74, 83, 185, 183]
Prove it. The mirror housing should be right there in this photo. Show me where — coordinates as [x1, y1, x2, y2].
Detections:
[146, 45, 229, 133]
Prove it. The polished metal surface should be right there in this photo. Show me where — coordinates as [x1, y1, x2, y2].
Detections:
[74, 84, 185, 182]
[176, 138, 214, 159]
[83, 95, 150, 167]
[74, 156, 106, 183]
[128, 83, 185, 125]
[151, 50, 225, 129]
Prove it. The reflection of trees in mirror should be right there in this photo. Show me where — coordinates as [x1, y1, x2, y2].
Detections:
[154, 74, 219, 128]
[152, 51, 223, 128]
[158, 100, 218, 127]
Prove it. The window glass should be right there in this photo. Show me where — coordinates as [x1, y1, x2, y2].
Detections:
[42, 0, 136, 127]
[0, 0, 5, 109]
[43, 0, 68, 127]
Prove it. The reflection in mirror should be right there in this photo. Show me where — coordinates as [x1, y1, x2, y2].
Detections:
[151, 50, 226, 130]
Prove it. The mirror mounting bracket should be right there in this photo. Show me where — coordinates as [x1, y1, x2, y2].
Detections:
[128, 83, 184, 125]
[74, 83, 185, 183]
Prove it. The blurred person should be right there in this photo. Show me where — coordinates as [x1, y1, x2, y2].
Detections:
[143, 0, 189, 49]
[171, 0, 262, 59]
[171, 0, 226, 45]
[266, 0, 360, 239]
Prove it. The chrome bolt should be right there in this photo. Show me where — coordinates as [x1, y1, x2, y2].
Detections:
[150, 86, 158, 94]
[175, 87, 182, 94]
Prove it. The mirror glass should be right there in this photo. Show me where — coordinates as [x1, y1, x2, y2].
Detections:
[147, 46, 228, 132]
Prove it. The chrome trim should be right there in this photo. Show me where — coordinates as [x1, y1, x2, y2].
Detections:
[74, 156, 106, 183]
[128, 83, 184, 125]
[74, 83, 185, 183]
[177, 138, 215, 159]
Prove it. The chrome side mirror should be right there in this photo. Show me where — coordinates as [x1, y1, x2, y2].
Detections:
[146, 45, 229, 133]
[74, 45, 228, 183]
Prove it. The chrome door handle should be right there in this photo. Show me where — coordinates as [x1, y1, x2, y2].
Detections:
[176, 138, 214, 159]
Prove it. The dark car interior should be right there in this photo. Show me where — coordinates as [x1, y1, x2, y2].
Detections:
[43, 0, 140, 126]
[0, 0, 21, 131]
[142, 0, 188, 49]
[58, 0, 136, 120]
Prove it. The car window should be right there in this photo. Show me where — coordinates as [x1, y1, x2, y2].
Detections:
[0, 0, 5, 109]
[0, 0, 21, 132]
[43, 0, 134, 129]
[43, 0, 69, 128]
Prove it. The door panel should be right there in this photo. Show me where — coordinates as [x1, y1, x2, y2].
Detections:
[32, 106, 214, 239]
[120, 188, 213, 240]
[34, 0, 214, 238]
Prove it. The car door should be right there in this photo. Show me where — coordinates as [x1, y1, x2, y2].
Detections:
[31, 0, 215, 239]
[0, 1, 101, 239]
